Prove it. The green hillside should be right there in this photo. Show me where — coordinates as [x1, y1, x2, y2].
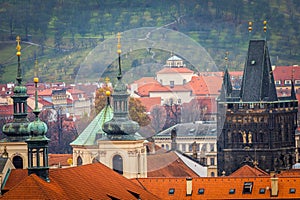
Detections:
[0, 0, 299, 83]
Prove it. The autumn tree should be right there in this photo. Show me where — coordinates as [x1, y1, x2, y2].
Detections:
[94, 86, 112, 114]
[129, 97, 151, 127]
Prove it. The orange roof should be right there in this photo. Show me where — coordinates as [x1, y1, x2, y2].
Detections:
[132, 77, 159, 87]
[39, 88, 53, 96]
[48, 154, 72, 167]
[135, 176, 300, 199]
[2, 163, 160, 200]
[229, 165, 270, 177]
[189, 75, 223, 96]
[273, 66, 300, 86]
[137, 83, 192, 97]
[157, 67, 194, 74]
[147, 151, 199, 178]
[138, 97, 161, 112]
[0, 105, 13, 116]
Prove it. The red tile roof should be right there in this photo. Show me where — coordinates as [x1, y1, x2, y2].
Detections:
[157, 67, 194, 74]
[273, 66, 300, 86]
[0, 105, 13, 116]
[147, 151, 199, 178]
[138, 97, 161, 112]
[132, 77, 159, 87]
[39, 89, 53, 96]
[229, 165, 270, 177]
[2, 163, 160, 200]
[135, 175, 300, 199]
[188, 75, 222, 96]
[48, 154, 72, 167]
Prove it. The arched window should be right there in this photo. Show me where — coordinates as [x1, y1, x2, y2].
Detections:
[211, 172, 215, 177]
[113, 155, 123, 175]
[12, 156, 23, 169]
[77, 156, 83, 166]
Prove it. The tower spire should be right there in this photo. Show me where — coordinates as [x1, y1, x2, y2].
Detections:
[117, 32, 122, 80]
[2, 36, 30, 141]
[27, 58, 50, 182]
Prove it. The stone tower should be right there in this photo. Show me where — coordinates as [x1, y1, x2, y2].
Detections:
[217, 39, 298, 175]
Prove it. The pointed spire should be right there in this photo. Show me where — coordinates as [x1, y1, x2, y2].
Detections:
[223, 51, 232, 96]
[291, 67, 297, 100]
[117, 32, 122, 80]
[16, 36, 22, 85]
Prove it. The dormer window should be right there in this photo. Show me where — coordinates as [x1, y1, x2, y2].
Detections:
[295, 80, 300, 86]
[243, 182, 253, 194]
[275, 80, 281, 86]
[289, 188, 296, 194]
[229, 189, 235, 194]
[284, 80, 292, 85]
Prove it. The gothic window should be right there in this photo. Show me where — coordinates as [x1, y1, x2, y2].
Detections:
[12, 156, 23, 169]
[113, 154, 123, 175]
[77, 156, 82, 166]
[166, 144, 170, 150]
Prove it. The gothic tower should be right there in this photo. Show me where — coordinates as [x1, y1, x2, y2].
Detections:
[1, 36, 30, 169]
[217, 26, 298, 175]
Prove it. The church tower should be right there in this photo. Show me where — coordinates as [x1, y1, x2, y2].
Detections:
[1, 36, 30, 169]
[26, 59, 50, 182]
[100, 33, 147, 178]
[217, 22, 298, 175]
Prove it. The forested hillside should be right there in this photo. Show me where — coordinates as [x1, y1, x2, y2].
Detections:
[0, 0, 299, 83]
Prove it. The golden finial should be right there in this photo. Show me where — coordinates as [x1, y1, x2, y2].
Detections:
[16, 36, 21, 56]
[263, 20, 267, 32]
[248, 21, 253, 32]
[105, 77, 110, 84]
[105, 90, 111, 96]
[225, 51, 229, 61]
[117, 32, 121, 54]
[33, 59, 39, 83]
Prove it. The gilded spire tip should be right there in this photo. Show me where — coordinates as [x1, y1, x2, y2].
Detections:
[117, 32, 121, 54]
[16, 36, 21, 56]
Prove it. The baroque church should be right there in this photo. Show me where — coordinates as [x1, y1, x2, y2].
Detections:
[217, 30, 298, 175]
[71, 33, 147, 178]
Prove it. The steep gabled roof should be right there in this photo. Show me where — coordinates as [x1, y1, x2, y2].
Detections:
[229, 164, 270, 177]
[70, 105, 113, 146]
[240, 40, 277, 102]
[147, 151, 201, 178]
[2, 163, 160, 200]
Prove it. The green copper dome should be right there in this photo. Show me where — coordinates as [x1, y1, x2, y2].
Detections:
[28, 117, 48, 137]
[13, 85, 27, 94]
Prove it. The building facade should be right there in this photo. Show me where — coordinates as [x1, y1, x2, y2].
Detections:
[217, 40, 298, 176]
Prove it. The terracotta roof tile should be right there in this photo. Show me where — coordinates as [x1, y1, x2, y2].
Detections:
[138, 97, 161, 112]
[157, 67, 194, 74]
[48, 154, 72, 167]
[2, 163, 160, 200]
[229, 165, 270, 177]
[147, 151, 199, 178]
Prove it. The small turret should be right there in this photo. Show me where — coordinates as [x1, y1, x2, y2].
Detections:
[26, 59, 50, 182]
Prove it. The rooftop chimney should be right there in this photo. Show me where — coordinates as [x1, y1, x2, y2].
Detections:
[186, 177, 192, 196]
[270, 177, 278, 196]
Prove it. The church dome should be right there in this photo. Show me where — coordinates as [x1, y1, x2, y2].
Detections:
[28, 118, 48, 137]
[13, 85, 27, 94]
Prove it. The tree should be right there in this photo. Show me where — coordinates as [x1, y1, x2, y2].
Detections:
[149, 105, 166, 134]
[94, 86, 112, 114]
[181, 98, 208, 123]
[129, 97, 150, 127]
